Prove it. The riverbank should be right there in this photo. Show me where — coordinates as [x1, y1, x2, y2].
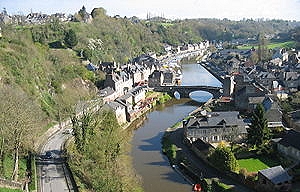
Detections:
[161, 100, 254, 192]
[162, 126, 254, 192]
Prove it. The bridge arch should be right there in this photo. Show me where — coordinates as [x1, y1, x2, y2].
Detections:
[153, 85, 223, 99]
[189, 91, 213, 102]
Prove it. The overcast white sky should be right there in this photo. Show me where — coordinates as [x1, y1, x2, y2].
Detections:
[1, 0, 300, 21]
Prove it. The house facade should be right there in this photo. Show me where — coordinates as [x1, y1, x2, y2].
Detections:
[183, 111, 247, 144]
[148, 70, 164, 87]
[104, 71, 133, 97]
[103, 101, 127, 124]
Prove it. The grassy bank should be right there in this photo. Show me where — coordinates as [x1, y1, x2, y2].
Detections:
[1, 156, 27, 180]
[0, 188, 23, 192]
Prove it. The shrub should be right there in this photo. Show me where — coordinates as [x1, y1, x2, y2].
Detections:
[208, 146, 239, 172]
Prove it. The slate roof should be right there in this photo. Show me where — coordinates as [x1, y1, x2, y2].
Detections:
[278, 129, 300, 151]
[186, 111, 247, 130]
[99, 87, 115, 97]
[262, 96, 283, 123]
[259, 165, 292, 185]
[86, 63, 99, 71]
[130, 86, 144, 95]
[105, 101, 125, 110]
[120, 92, 133, 99]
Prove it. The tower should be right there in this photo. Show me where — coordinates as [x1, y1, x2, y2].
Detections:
[223, 75, 235, 97]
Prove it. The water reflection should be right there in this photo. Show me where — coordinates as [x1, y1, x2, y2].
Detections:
[189, 91, 213, 103]
[131, 63, 221, 192]
[181, 63, 221, 103]
[181, 63, 222, 87]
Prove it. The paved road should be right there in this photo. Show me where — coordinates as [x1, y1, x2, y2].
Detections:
[168, 127, 255, 192]
[37, 128, 75, 192]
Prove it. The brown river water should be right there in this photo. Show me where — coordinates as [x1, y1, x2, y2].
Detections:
[131, 63, 221, 192]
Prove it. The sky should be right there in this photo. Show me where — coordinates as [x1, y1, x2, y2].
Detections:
[1, 0, 300, 21]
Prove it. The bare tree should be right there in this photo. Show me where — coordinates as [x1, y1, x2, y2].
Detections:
[0, 86, 42, 181]
[225, 126, 241, 151]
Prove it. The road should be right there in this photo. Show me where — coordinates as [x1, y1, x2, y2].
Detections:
[36, 128, 76, 192]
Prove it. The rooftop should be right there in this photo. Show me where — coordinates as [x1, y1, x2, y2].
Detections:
[278, 129, 300, 151]
[259, 165, 292, 185]
[187, 111, 247, 129]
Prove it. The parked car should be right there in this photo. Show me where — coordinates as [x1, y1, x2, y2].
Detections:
[45, 151, 53, 159]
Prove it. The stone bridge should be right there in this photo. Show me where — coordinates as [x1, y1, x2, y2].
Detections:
[153, 85, 223, 99]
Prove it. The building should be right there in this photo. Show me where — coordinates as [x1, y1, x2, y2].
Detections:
[223, 75, 235, 97]
[183, 111, 247, 144]
[104, 71, 133, 97]
[286, 110, 300, 130]
[277, 129, 300, 160]
[234, 79, 267, 111]
[262, 95, 283, 128]
[162, 70, 175, 85]
[148, 70, 164, 87]
[257, 165, 292, 192]
[130, 86, 146, 106]
[99, 87, 118, 103]
[103, 101, 127, 124]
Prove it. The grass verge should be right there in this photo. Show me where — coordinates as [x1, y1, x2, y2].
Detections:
[0, 188, 23, 192]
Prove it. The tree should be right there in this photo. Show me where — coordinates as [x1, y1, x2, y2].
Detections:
[257, 33, 270, 62]
[0, 86, 42, 180]
[246, 104, 271, 149]
[208, 145, 238, 172]
[225, 126, 240, 151]
[91, 7, 107, 19]
[68, 109, 133, 191]
[64, 29, 78, 48]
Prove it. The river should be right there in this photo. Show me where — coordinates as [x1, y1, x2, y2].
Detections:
[131, 63, 222, 192]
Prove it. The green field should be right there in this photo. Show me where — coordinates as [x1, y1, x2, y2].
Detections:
[237, 41, 296, 50]
[238, 156, 279, 172]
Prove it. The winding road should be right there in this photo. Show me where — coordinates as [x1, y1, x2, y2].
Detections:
[36, 127, 76, 192]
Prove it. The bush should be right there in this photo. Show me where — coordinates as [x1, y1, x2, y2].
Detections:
[212, 179, 234, 192]
[161, 136, 177, 163]
[208, 146, 239, 172]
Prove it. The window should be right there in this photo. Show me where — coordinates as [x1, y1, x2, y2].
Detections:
[214, 136, 218, 141]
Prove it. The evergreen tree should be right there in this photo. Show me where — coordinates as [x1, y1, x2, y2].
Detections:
[257, 33, 270, 62]
[64, 29, 78, 48]
[246, 104, 270, 149]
